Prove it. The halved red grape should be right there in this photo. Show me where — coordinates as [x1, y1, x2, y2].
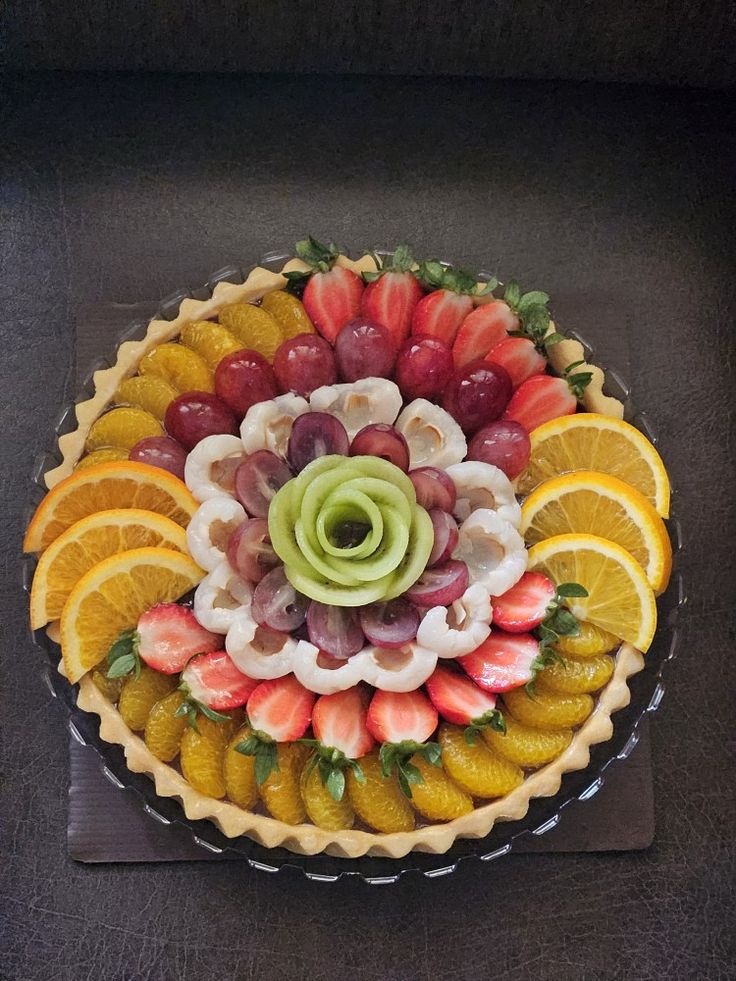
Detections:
[442, 359, 512, 435]
[334, 318, 396, 382]
[467, 419, 531, 479]
[214, 349, 278, 417]
[234, 450, 293, 517]
[359, 598, 420, 649]
[226, 518, 279, 583]
[307, 602, 365, 658]
[287, 412, 349, 472]
[427, 509, 459, 567]
[405, 559, 469, 607]
[395, 336, 453, 401]
[251, 565, 309, 632]
[273, 333, 337, 397]
[349, 424, 409, 471]
[164, 391, 238, 450]
[408, 466, 457, 512]
[129, 436, 187, 479]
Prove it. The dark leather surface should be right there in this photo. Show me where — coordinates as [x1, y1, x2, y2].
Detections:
[1, 1, 735, 88]
[1, 72, 734, 981]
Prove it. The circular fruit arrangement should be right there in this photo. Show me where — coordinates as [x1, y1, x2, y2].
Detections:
[25, 238, 672, 857]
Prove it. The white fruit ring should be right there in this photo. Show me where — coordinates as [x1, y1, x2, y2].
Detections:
[416, 583, 492, 658]
[193, 559, 252, 634]
[350, 643, 438, 693]
[186, 497, 246, 572]
[225, 608, 297, 679]
[394, 398, 467, 470]
[308, 379, 403, 439]
[291, 641, 365, 695]
[240, 393, 309, 458]
[446, 461, 522, 528]
[453, 507, 528, 596]
[184, 434, 246, 503]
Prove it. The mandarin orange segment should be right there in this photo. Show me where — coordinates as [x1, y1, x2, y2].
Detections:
[180, 321, 243, 369]
[116, 375, 179, 422]
[76, 448, 129, 470]
[407, 753, 473, 822]
[258, 742, 311, 825]
[224, 727, 259, 809]
[300, 761, 355, 831]
[24, 461, 198, 552]
[218, 303, 283, 361]
[554, 621, 620, 657]
[85, 407, 163, 453]
[260, 291, 315, 340]
[30, 508, 187, 628]
[91, 668, 125, 702]
[503, 686, 594, 730]
[438, 724, 524, 799]
[180, 714, 238, 799]
[483, 715, 572, 768]
[540, 654, 615, 694]
[138, 343, 214, 393]
[118, 666, 177, 732]
[346, 750, 414, 833]
[144, 690, 189, 761]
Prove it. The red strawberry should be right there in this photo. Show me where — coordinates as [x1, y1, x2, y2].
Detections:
[492, 573, 556, 633]
[485, 336, 547, 389]
[502, 375, 577, 431]
[246, 673, 315, 741]
[425, 664, 504, 741]
[137, 603, 221, 675]
[312, 686, 375, 760]
[180, 650, 258, 710]
[451, 300, 519, 367]
[458, 632, 540, 692]
[366, 689, 438, 744]
[412, 290, 473, 346]
[361, 246, 423, 347]
[290, 236, 364, 342]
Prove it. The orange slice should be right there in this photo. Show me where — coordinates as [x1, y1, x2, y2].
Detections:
[60, 547, 204, 682]
[518, 413, 671, 518]
[85, 407, 163, 453]
[218, 304, 284, 361]
[521, 470, 672, 593]
[30, 508, 188, 629]
[180, 321, 242, 369]
[24, 461, 198, 552]
[527, 533, 657, 652]
[138, 343, 214, 393]
[115, 375, 178, 422]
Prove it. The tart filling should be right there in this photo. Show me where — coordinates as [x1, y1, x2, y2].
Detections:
[26, 239, 671, 857]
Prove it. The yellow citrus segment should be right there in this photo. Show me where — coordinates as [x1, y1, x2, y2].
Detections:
[85, 407, 163, 454]
[24, 461, 198, 552]
[76, 448, 129, 470]
[260, 291, 315, 340]
[218, 303, 284, 361]
[518, 413, 670, 518]
[118, 666, 177, 731]
[300, 762, 355, 831]
[528, 533, 657, 652]
[539, 654, 615, 694]
[138, 343, 214, 393]
[145, 690, 189, 762]
[116, 375, 178, 422]
[180, 714, 240, 799]
[259, 742, 311, 825]
[91, 668, 125, 702]
[59, 547, 205, 683]
[484, 715, 572, 768]
[407, 753, 474, 822]
[347, 750, 415, 833]
[438, 724, 524, 798]
[30, 509, 187, 629]
[180, 321, 242, 369]
[224, 727, 259, 809]
[503, 686, 594, 730]
[521, 471, 672, 593]
[555, 621, 619, 657]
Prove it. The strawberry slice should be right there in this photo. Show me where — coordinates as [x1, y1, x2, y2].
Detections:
[137, 603, 221, 675]
[503, 360, 593, 431]
[485, 336, 547, 389]
[425, 664, 505, 742]
[412, 290, 473, 346]
[366, 689, 441, 797]
[361, 246, 423, 347]
[180, 649, 258, 710]
[451, 300, 519, 367]
[312, 686, 375, 759]
[458, 632, 540, 692]
[290, 237, 364, 343]
[246, 673, 316, 742]
[492, 572, 556, 633]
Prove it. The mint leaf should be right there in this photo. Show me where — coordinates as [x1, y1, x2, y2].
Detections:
[556, 582, 589, 598]
[504, 281, 521, 309]
[106, 653, 137, 679]
[325, 768, 346, 802]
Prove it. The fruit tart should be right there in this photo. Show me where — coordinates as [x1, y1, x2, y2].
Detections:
[25, 238, 673, 858]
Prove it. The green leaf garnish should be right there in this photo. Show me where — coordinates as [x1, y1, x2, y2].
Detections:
[173, 683, 233, 732]
[378, 740, 441, 799]
[414, 259, 481, 296]
[503, 281, 554, 352]
[294, 235, 340, 272]
[298, 742, 365, 801]
[105, 629, 141, 680]
[361, 244, 416, 283]
[527, 582, 589, 695]
[234, 730, 280, 785]
[463, 708, 506, 746]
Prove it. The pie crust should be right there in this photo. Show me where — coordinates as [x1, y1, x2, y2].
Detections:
[44, 253, 646, 858]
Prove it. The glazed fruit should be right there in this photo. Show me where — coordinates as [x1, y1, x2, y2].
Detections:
[137, 603, 221, 674]
[424, 664, 504, 738]
[503, 373, 581, 432]
[483, 714, 572, 768]
[411, 264, 475, 346]
[224, 726, 259, 808]
[144, 690, 189, 762]
[350, 424, 409, 471]
[334, 319, 396, 382]
[118, 665, 177, 731]
[164, 392, 238, 450]
[307, 602, 365, 657]
[116, 375, 178, 422]
[234, 450, 293, 517]
[258, 742, 311, 824]
[408, 754, 474, 821]
[91, 668, 124, 702]
[252, 566, 309, 632]
[503, 685, 594, 730]
[85, 407, 163, 453]
[395, 336, 454, 402]
[492, 573, 556, 633]
[301, 763, 355, 831]
[76, 448, 128, 469]
[438, 724, 523, 798]
[359, 598, 419, 649]
[347, 750, 415, 833]
[180, 712, 238, 799]
[554, 621, 619, 657]
[139, 343, 214, 393]
[129, 436, 188, 479]
[408, 466, 457, 512]
[442, 360, 512, 435]
[227, 517, 279, 582]
[451, 300, 518, 367]
[287, 412, 350, 470]
[273, 333, 337, 396]
[181, 650, 258, 711]
[485, 336, 546, 388]
[360, 245, 423, 346]
[295, 238, 364, 342]
[218, 303, 284, 361]
[539, 654, 614, 694]
[459, 632, 540, 693]
[214, 350, 278, 417]
[405, 560, 469, 607]
[260, 290, 315, 339]
[180, 321, 242, 369]
[466, 419, 531, 479]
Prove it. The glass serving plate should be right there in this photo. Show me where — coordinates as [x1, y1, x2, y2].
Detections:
[22, 251, 686, 884]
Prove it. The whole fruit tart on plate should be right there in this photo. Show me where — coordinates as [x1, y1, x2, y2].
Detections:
[25, 238, 672, 859]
